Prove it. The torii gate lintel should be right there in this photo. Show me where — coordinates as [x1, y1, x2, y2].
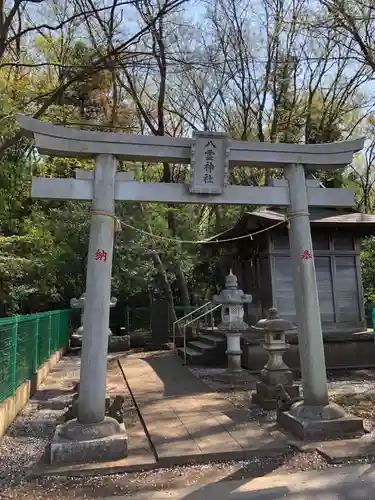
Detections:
[19, 113, 363, 169]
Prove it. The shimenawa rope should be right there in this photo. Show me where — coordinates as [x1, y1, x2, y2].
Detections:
[91, 210, 310, 245]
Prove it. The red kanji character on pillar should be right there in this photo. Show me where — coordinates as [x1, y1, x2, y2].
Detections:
[301, 250, 312, 260]
[95, 249, 107, 262]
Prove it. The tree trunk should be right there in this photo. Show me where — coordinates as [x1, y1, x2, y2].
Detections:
[139, 203, 179, 330]
[174, 262, 191, 310]
[147, 250, 178, 326]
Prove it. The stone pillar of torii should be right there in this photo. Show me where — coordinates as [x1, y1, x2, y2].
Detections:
[19, 114, 365, 463]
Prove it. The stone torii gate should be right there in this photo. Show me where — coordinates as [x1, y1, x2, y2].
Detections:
[19, 114, 364, 462]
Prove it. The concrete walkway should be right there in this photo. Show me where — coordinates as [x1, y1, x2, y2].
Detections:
[119, 352, 289, 467]
[104, 463, 375, 499]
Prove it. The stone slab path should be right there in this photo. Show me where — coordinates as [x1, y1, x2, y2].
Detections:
[119, 352, 289, 467]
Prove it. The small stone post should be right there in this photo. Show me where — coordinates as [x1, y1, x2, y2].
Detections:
[70, 293, 117, 338]
[212, 270, 252, 373]
[70, 293, 86, 337]
[251, 308, 300, 410]
[108, 297, 118, 335]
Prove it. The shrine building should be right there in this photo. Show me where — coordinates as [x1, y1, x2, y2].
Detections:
[210, 205, 375, 332]
[206, 201, 375, 369]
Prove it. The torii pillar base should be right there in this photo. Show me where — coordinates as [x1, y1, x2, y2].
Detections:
[277, 401, 364, 441]
[50, 417, 128, 465]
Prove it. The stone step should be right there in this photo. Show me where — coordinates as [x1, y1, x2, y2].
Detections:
[177, 346, 203, 364]
[188, 340, 215, 353]
[169, 329, 198, 347]
[177, 326, 227, 366]
[198, 333, 226, 347]
[199, 326, 225, 337]
[177, 345, 200, 357]
[170, 335, 184, 348]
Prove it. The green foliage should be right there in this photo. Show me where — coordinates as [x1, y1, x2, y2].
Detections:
[0, 230, 59, 313]
[2, 1, 375, 317]
[361, 237, 375, 304]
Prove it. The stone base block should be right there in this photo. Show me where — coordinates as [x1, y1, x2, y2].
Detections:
[252, 382, 300, 410]
[317, 437, 375, 464]
[227, 353, 242, 372]
[214, 369, 255, 385]
[108, 335, 130, 353]
[277, 401, 364, 440]
[50, 417, 128, 465]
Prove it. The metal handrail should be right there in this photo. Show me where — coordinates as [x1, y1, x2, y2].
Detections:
[182, 303, 222, 364]
[172, 301, 212, 347]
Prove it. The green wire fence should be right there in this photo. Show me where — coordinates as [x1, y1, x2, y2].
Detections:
[0, 309, 71, 403]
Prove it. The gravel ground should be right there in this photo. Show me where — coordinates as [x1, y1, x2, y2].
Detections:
[0, 452, 346, 500]
[0, 356, 78, 492]
[189, 366, 375, 430]
[326, 369, 375, 430]
[7, 448, 375, 500]
[0, 352, 137, 499]
[188, 366, 277, 422]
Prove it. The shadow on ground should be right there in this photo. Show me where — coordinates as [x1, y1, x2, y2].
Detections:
[180, 480, 375, 499]
[174, 463, 375, 500]
[142, 352, 209, 398]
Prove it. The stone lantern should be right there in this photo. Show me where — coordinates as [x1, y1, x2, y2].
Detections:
[251, 308, 300, 410]
[212, 270, 252, 372]
[70, 292, 117, 338]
